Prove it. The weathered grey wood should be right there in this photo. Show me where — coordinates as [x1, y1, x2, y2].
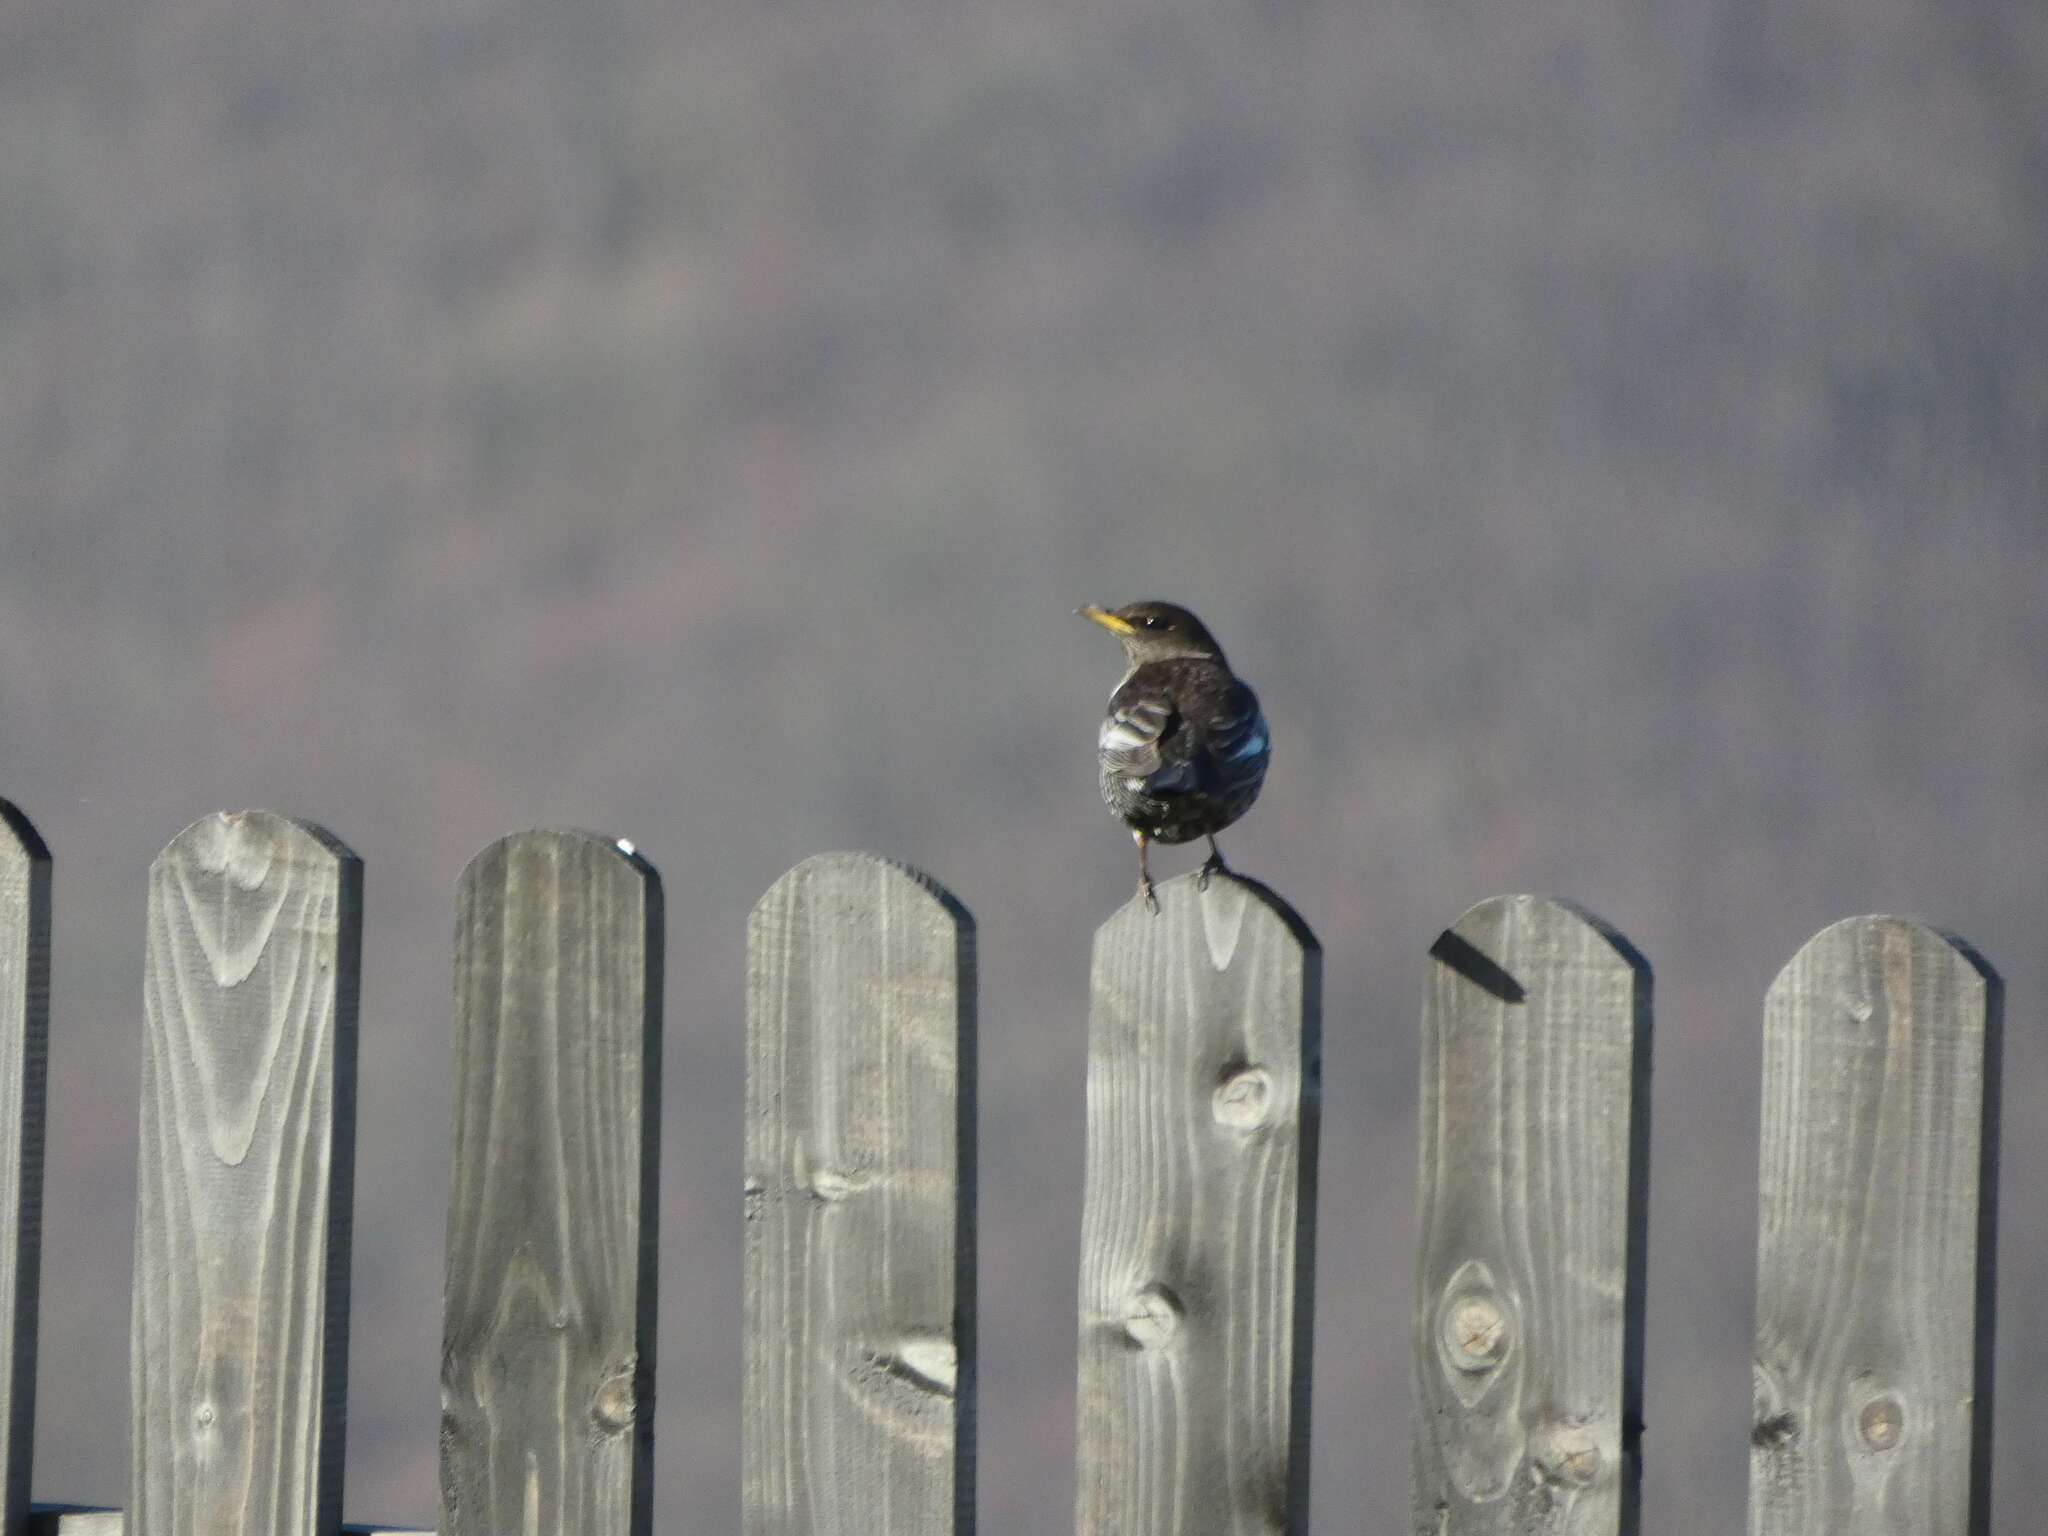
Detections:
[130, 812, 361, 1536]
[28, 1513, 424, 1536]
[1749, 917, 1999, 1536]
[1074, 871, 1320, 1536]
[29, 1514, 124, 1536]
[441, 830, 662, 1536]
[27, 1513, 123, 1536]
[744, 852, 976, 1536]
[0, 802, 49, 1536]
[1411, 895, 1651, 1536]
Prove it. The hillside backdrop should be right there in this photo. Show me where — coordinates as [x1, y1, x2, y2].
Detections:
[2, 0, 2045, 1530]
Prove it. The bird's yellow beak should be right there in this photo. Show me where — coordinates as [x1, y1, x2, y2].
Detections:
[1078, 605, 1138, 635]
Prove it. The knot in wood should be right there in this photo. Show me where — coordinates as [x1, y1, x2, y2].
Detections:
[593, 1370, 637, 1432]
[810, 1167, 863, 1202]
[1535, 1425, 1601, 1488]
[1212, 1066, 1273, 1129]
[892, 1337, 959, 1397]
[1858, 1394, 1904, 1452]
[1433, 1259, 1515, 1410]
[1122, 1283, 1183, 1348]
[1443, 1295, 1508, 1372]
[1751, 1412, 1798, 1449]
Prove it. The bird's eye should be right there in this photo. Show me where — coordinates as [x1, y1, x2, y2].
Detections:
[1140, 615, 1171, 630]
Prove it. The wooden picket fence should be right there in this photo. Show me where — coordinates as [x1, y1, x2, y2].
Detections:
[0, 801, 2002, 1534]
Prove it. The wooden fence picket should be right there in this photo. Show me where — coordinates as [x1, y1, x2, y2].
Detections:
[1749, 917, 2000, 1536]
[0, 802, 49, 1536]
[0, 792, 2019, 1536]
[441, 830, 663, 1536]
[130, 812, 362, 1536]
[1411, 895, 1652, 1536]
[743, 852, 976, 1536]
[1074, 870, 1320, 1536]
[25, 1506, 422, 1534]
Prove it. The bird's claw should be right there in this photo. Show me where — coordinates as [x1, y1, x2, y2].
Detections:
[1140, 877, 1160, 914]
[1198, 852, 1229, 891]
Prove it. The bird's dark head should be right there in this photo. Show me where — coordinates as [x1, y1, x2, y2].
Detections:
[1078, 601, 1227, 666]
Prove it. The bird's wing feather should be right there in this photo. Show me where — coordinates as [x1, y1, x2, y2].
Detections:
[1194, 679, 1269, 797]
[1100, 692, 1209, 795]
[1098, 693, 1176, 781]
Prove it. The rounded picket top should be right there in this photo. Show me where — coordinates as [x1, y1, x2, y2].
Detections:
[135, 810, 360, 1530]
[1430, 893, 1649, 1005]
[458, 826, 661, 894]
[445, 828, 664, 1536]
[750, 850, 973, 942]
[1767, 913, 1998, 1020]
[451, 828, 664, 1066]
[743, 851, 975, 1534]
[454, 830, 664, 1012]
[0, 794, 50, 971]
[745, 850, 974, 1091]
[1414, 894, 1651, 1533]
[154, 808, 359, 884]
[1076, 865, 1319, 1533]
[0, 798, 50, 870]
[1095, 866, 1318, 965]
[147, 812, 361, 996]
[1754, 915, 1999, 1534]
[0, 797, 48, 1535]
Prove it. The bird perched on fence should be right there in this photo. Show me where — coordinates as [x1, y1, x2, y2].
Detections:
[1079, 600, 1270, 912]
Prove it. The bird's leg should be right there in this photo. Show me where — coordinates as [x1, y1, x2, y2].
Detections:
[1198, 832, 1231, 890]
[1133, 829, 1159, 913]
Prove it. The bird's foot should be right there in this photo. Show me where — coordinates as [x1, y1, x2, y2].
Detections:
[1140, 874, 1160, 914]
[1197, 851, 1232, 891]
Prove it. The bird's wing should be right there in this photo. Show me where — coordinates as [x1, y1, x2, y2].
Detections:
[1099, 692, 1198, 791]
[1195, 679, 1269, 797]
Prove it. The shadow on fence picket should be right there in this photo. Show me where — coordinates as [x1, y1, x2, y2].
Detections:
[0, 799, 2003, 1536]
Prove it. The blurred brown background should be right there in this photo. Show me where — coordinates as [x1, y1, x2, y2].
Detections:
[2, 0, 2044, 1531]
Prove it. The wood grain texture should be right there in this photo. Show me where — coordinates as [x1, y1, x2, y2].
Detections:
[27, 1514, 124, 1536]
[441, 830, 663, 1536]
[744, 852, 976, 1536]
[130, 812, 361, 1536]
[28, 1512, 424, 1535]
[0, 802, 49, 1536]
[1074, 871, 1320, 1536]
[1411, 895, 1651, 1536]
[1749, 917, 1999, 1536]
